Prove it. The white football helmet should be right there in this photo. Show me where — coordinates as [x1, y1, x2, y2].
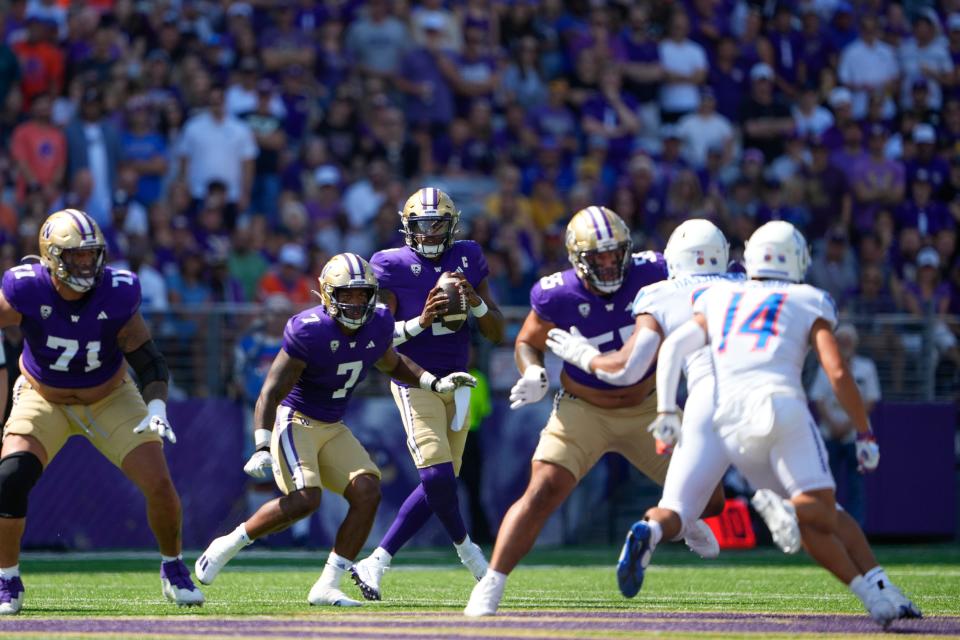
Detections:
[663, 219, 729, 278]
[744, 221, 810, 283]
[317, 253, 379, 330]
[39, 209, 107, 292]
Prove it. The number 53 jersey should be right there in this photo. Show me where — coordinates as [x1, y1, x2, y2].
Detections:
[2, 263, 141, 389]
[280, 304, 394, 423]
[693, 279, 837, 401]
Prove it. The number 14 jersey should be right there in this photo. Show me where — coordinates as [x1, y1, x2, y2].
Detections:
[693, 279, 837, 401]
[2, 263, 141, 389]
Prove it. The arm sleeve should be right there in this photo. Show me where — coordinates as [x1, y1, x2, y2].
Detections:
[594, 326, 661, 387]
[656, 319, 707, 413]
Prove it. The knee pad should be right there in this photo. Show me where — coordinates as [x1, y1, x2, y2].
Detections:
[0, 451, 43, 518]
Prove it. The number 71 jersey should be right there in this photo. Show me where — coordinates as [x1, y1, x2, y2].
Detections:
[2, 263, 141, 389]
[280, 304, 394, 423]
[693, 280, 838, 397]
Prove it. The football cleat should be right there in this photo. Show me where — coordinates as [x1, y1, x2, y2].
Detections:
[195, 533, 244, 585]
[683, 519, 720, 559]
[0, 576, 24, 615]
[456, 541, 488, 581]
[350, 557, 388, 601]
[863, 584, 899, 629]
[160, 559, 205, 607]
[880, 581, 922, 619]
[617, 520, 654, 598]
[307, 582, 363, 607]
[751, 489, 801, 554]
[464, 573, 504, 617]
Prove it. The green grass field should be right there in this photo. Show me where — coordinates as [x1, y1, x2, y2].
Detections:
[2, 544, 959, 638]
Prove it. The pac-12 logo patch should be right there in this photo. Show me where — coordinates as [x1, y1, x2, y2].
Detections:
[330, 340, 340, 352]
[410, 264, 421, 276]
[578, 303, 590, 317]
[40, 305, 52, 319]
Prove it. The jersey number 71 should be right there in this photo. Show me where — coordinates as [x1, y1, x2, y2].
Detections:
[718, 292, 787, 352]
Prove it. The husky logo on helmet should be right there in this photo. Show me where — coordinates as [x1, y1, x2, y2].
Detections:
[39, 209, 107, 293]
[744, 221, 811, 283]
[663, 218, 729, 279]
[316, 253, 379, 330]
[565, 206, 632, 294]
[400, 187, 460, 257]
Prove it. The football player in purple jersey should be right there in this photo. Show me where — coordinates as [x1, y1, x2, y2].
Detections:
[195, 253, 476, 607]
[351, 188, 504, 601]
[465, 207, 726, 616]
[0, 209, 204, 614]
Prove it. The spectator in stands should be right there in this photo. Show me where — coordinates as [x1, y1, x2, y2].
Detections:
[261, 2, 315, 74]
[809, 226, 859, 305]
[903, 247, 960, 370]
[658, 10, 707, 124]
[793, 85, 835, 137]
[12, 14, 63, 110]
[676, 87, 734, 169]
[809, 323, 880, 525]
[501, 35, 547, 110]
[10, 92, 64, 204]
[346, 0, 409, 80]
[898, 169, 954, 239]
[257, 242, 312, 304]
[396, 15, 457, 134]
[241, 79, 286, 224]
[64, 87, 120, 227]
[898, 10, 953, 112]
[906, 124, 950, 190]
[228, 224, 269, 302]
[581, 67, 639, 170]
[838, 14, 900, 119]
[0, 37, 20, 109]
[850, 124, 905, 234]
[120, 95, 168, 208]
[178, 84, 257, 226]
[740, 63, 794, 162]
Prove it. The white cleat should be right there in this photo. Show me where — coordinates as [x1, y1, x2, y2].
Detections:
[683, 519, 720, 559]
[464, 573, 504, 617]
[0, 576, 24, 615]
[880, 581, 922, 619]
[350, 556, 388, 601]
[751, 489, 801, 554]
[456, 541, 488, 581]
[160, 559, 205, 607]
[307, 582, 364, 607]
[195, 534, 244, 585]
[864, 585, 899, 629]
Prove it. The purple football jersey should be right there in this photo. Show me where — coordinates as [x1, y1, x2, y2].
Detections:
[370, 241, 489, 380]
[1, 264, 141, 389]
[280, 303, 394, 422]
[531, 251, 667, 390]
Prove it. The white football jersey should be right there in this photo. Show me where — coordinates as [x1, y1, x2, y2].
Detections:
[693, 280, 838, 402]
[633, 272, 744, 391]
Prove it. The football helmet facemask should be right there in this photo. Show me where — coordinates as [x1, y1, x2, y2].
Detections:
[565, 206, 633, 294]
[317, 253, 379, 329]
[400, 187, 460, 258]
[39, 209, 107, 293]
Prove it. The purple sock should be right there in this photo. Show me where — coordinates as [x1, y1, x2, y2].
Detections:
[379, 484, 432, 556]
[420, 462, 467, 544]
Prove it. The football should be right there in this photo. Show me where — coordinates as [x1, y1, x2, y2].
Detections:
[437, 274, 469, 333]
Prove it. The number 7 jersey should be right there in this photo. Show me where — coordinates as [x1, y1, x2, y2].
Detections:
[2, 263, 141, 389]
[693, 279, 837, 399]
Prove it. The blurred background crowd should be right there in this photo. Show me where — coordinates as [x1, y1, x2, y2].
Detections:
[0, 0, 959, 405]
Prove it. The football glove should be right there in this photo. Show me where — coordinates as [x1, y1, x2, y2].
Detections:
[856, 431, 880, 473]
[244, 450, 274, 479]
[434, 372, 478, 393]
[546, 326, 599, 374]
[648, 412, 681, 456]
[509, 364, 548, 409]
[133, 399, 177, 444]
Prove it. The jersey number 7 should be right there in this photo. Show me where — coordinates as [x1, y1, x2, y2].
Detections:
[718, 292, 787, 352]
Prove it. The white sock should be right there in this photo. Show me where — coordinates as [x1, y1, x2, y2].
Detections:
[864, 566, 889, 588]
[484, 569, 508, 586]
[647, 519, 663, 547]
[848, 575, 870, 605]
[234, 523, 253, 547]
[454, 534, 474, 553]
[0, 565, 19, 579]
[371, 547, 393, 566]
[161, 554, 182, 563]
[319, 551, 352, 589]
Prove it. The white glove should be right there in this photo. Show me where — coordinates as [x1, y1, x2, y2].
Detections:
[856, 432, 880, 473]
[244, 450, 274, 479]
[434, 372, 478, 393]
[546, 326, 599, 374]
[647, 412, 681, 455]
[509, 364, 548, 410]
[133, 399, 176, 444]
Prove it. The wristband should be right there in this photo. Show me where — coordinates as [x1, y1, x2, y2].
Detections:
[406, 317, 425, 337]
[419, 371, 438, 392]
[254, 428, 272, 451]
[470, 299, 489, 318]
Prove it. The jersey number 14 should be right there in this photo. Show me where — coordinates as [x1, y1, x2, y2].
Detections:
[718, 292, 786, 352]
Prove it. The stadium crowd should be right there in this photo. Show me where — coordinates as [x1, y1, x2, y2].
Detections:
[0, 0, 958, 392]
